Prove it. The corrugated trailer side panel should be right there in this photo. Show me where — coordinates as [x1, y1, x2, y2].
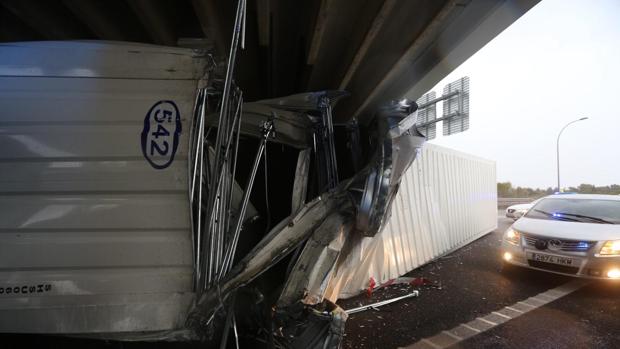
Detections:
[0, 42, 204, 334]
[327, 143, 497, 299]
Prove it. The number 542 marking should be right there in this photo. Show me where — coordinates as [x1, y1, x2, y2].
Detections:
[141, 100, 181, 170]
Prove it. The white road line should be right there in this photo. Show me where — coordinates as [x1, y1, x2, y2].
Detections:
[517, 301, 536, 308]
[460, 323, 481, 333]
[492, 311, 512, 319]
[544, 289, 564, 297]
[528, 296, 547, 304]
[536, 293, 556, 301]
[401, 279, 589, 349]
[477, 317, 497, 326]
[421, 338, 442, 349]
[505, 306, 524, 314]
[442, 331, 463, 341]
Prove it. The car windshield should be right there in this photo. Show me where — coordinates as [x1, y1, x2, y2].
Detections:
[525, 197, 620, 224]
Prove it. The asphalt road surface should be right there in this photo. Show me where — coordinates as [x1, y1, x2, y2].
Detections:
[342, 212, 620, 349]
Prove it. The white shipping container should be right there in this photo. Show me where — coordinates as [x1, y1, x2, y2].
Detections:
[0, 41, 206, 335]
[326, 143, 497, 299]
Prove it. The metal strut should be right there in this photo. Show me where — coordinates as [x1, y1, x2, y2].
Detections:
[219, 119, 275, 278]
[193, 0, 248, 297]
[315, 95, 339, 191]
[216, 120, 273, 349]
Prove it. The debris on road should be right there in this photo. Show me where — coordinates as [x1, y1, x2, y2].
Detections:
[344, 291, 420, 315]
[365, 276, 434, 297]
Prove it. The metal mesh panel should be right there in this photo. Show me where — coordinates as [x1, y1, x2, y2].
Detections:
[442, 76, 469, 136]
[416, 91, 436, 140]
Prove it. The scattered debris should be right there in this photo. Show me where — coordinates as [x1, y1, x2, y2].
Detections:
[365, 277, 433, 297]
[344, 291, 420, 315]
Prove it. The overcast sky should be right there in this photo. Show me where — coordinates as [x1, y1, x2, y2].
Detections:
[427, 0, 619, 189]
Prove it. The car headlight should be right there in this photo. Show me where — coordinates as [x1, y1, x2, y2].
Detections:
[599, 240, 620, 256]
[504, 227, 521, 245]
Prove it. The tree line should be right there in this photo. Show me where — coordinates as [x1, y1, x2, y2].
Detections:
[497, 182, 620, 198]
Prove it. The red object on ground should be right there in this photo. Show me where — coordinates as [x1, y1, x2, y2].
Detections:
[366, 276, 432, 297]
[366, 277, 376, 297]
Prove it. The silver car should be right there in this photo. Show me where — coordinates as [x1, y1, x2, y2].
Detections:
[505, 201, 538, 220]
[501, 194, 620, 279]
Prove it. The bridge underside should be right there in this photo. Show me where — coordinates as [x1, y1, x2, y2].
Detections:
[0, 0, 539, 122]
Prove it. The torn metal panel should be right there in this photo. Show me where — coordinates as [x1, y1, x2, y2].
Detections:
[291, 148, 312, 215]
[277, 212, 351, 307]
[187, 191, 350, 333]
[187, 90, 425, 347]
[274, 99, 426, 336]
[349, 99, 426, 237]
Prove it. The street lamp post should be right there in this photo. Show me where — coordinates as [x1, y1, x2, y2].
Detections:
[556, 117, 588, 192]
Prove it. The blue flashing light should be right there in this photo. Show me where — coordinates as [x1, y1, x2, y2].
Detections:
[576, 242, 590, 250]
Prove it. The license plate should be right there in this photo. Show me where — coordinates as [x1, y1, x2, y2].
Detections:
[528, 252, 578, 266]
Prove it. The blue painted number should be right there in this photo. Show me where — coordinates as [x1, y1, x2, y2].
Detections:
[141, 100, 181, 169]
